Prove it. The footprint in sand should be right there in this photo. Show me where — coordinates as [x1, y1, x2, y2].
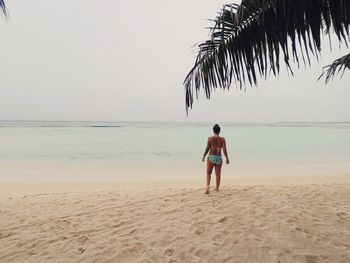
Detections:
[129, 243, 147, 254]
[296, 227, 309, 234]
[336, 212, 347, 221]
[194, 208, 202, 213]
[305, 255, 319, 263]
[195, 227, 205, 235]
[164, 248, 175, 257]
[218, 216, 228, 223]
[77, 236, 88, 243]
[129, 228, 137, 234]
[0, 232, 14, 240]
[194, 248, 211, 258]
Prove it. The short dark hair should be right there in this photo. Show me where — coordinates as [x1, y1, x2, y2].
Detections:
[213, 124, 220, 134]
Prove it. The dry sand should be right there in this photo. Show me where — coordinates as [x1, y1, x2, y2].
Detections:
[1, 183, 350, 263]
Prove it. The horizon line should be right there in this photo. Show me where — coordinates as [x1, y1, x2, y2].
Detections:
[1, 120, 350, 124]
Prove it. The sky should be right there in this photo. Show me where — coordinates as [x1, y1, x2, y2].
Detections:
[0, 0, 349, 123]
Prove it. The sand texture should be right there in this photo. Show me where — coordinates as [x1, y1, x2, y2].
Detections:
[1, 184, 350, 263]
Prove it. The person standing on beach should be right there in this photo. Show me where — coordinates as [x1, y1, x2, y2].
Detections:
[202, 124, 230, 194]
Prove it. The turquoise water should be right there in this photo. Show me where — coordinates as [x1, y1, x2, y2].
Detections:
[1, 121, 350, 178]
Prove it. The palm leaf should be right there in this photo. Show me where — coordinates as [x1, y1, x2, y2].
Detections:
[184, 0, 350, 111]
[0, 0, 7, 16]
[319, 52, 350, 83]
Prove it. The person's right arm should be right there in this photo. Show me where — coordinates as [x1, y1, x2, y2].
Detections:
[202, 137, 210, 162]
[223, 138, 230, 164]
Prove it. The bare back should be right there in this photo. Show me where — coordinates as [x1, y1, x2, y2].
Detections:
[207, 135, 224, 156]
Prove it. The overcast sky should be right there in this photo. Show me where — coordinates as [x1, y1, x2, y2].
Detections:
[0, 0, 349, 123]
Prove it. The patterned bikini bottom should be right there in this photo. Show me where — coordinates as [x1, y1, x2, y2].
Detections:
[208, 155, 223, 165]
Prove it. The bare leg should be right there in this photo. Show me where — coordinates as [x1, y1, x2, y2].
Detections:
[205, 173, 211, 194]
[206, 159, 214, 194]
[214, 162, 222, 191]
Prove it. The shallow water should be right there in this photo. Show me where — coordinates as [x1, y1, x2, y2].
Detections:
[1, 121, 350, 179]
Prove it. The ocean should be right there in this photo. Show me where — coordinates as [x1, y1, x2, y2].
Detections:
[1, 121, 350, 180]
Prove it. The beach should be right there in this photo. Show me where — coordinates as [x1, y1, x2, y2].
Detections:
[1, 122, 350, 262]
[1, 178, 350, 263]
[1, 0, 350, 260]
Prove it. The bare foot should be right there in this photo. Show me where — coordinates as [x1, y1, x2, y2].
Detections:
[205, 187, 210, 194]
[215, 188, 220, 192]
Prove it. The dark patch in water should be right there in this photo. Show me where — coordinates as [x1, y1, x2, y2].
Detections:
[153, 152, 172, 157]
[90, 126, 123, 128]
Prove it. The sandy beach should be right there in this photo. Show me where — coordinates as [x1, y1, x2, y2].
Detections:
[1, 180, 350, 263]
[1, 0, 350, 260]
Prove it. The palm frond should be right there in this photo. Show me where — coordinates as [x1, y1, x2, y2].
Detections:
[0, 0, 7, 16]
[184, 0, 350, 111]
[319, 52, 350, 83]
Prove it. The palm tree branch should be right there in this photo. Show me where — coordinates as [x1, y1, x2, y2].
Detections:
[184, 0, 350, 111]
[0, 0, 7, 16]
[319, 52, 350, 83]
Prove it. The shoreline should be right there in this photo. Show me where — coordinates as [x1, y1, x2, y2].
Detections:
[1, 173, 349, 194]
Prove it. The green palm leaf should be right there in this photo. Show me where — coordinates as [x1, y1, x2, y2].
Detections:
[184, 0, 350, 111]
